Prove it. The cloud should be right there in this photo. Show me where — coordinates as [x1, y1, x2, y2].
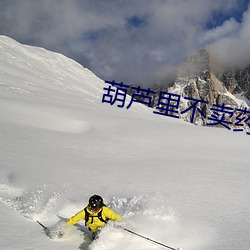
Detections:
[0, 0, 249, 86]
[209, 3, 250, 69]
[200, 18, 240, 45]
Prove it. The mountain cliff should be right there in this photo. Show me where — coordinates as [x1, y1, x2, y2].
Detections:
[217, 66, 250, 99]
[150, 49, 250, 130]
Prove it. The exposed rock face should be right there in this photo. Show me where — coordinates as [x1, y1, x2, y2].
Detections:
[166, 49, 249, 129]
[128, 48, 250, 131]
[168, 49, 247, 126]
[217, 66, 250, 99]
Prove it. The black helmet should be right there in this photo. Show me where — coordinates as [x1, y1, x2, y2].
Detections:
[89, 195, 104, 210]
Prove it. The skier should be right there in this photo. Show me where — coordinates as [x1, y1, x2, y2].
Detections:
[66, 194, 121, 239]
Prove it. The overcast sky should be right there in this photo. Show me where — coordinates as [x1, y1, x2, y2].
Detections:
[0, 0, 249, 86]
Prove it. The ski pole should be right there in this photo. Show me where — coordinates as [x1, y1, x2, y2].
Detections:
[122, 227, 180, 250]
[37, 220, 48, 231]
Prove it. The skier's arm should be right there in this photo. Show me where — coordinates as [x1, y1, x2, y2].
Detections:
[67, 209, 85, 225]
[104, 207, 122, 222]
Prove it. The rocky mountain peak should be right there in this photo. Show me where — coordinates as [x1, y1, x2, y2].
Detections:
[167, 49, 250, 129]
[128, 48, 250, 131]
[177, 48, 210, 78]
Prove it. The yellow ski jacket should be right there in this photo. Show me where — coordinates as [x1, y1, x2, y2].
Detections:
[67, 206, 121, 233]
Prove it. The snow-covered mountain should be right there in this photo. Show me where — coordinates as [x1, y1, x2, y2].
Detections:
[0, 36, 250, 250]
[217, 65, 250, 100]
[167, 49, 250, 127]
[128, 49, 250, 130]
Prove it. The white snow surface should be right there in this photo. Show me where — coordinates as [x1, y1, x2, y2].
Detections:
[0, 35, 249, 250]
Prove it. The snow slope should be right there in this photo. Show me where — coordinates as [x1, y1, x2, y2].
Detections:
[0, 35, 249, 250]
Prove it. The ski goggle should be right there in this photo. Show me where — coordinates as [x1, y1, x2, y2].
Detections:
[90, 204, 101, 211]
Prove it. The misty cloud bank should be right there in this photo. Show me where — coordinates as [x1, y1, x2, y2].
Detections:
[0, 0, 249, 86]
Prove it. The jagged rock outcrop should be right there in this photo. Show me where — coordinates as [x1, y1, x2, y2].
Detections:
[217, 66, 250, 99]
[167, 48, 249, 127]
[128, 48, 250, 130]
